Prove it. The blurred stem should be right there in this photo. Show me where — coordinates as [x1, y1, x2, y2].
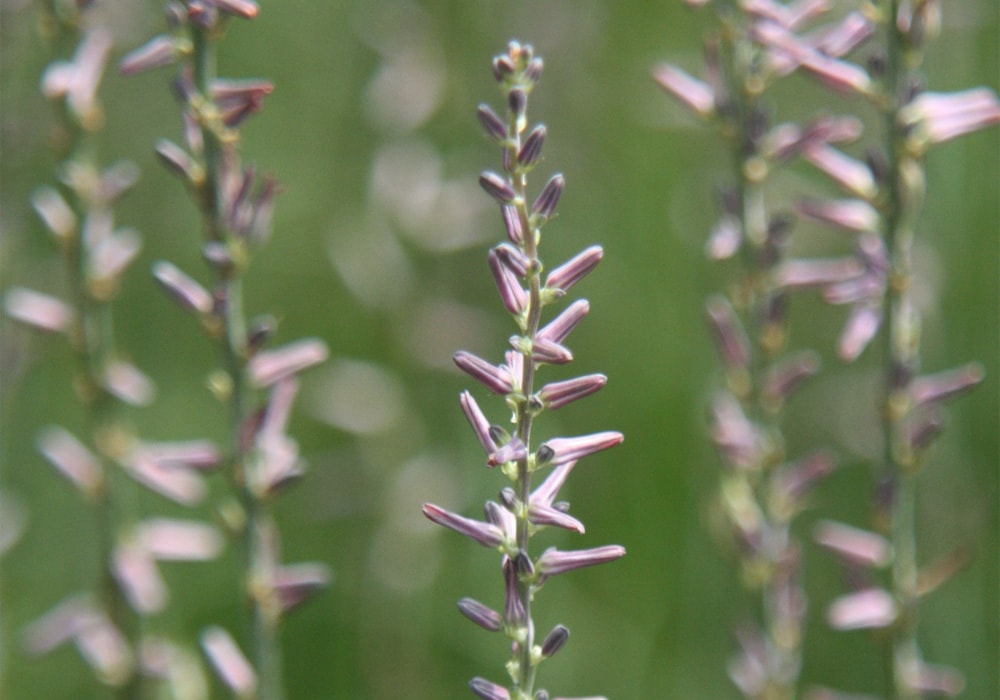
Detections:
[720, 14, 798, 700]
[879, 1, 921, 698]
[47, 10, 142, 698]
[190, 20, 283, 700]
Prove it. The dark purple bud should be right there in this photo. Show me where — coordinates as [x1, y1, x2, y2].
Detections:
[489, 250, 528, 315]
[514, 550, 534, 577]
[454, 351, 514, 395]
[537, 431, 623, 467]
[483, 501, 506, 529]
[477, 104, 508, 141]
[501, 204, 523, 244]
[503, 557, 526, 625]
[479, 171, 516, 204]
[508, 88, 527, 119]
[245, 315, 276, 355]
[536, 544, 626, 576]
[517, 125, 546, 168]
[492, 55, 515, 82]
[458, 598, 502, 632]
[470, 677, 510, 700]
[537, 373, 607, 410]
[211, 79, 273, 128]
[540, 624, 569, 658]
[488, 436, 528, 467]
[499, 487, 517, 510]
[545, 245, 603, 292]
[531, 173, 564, 220]
[538, 299, 589, 344]
[421, 503, 503, 548]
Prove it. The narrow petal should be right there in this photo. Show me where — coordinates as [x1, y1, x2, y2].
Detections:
[36, 426, 102, 496]
[827, 588, 897, 630]
[249, 338, 329, 387]
[537, 374, 607, 410]
[454, 351, 514, 395]
[536, 545, 626, 576]
[421, 503, 504, 548]
[200, 626, 257, 696]
[814, 520, 891, 568]
[652, 63, 715, 117]
[538, 300, 589, 344]
[271, 563, 333, 614]
[469, 677, 510, 700]
[4, 288, 73, 333]
[457, 598, 502, 632]
[545, 245, 603, 292]
[460, 391, 500, 455]
[528, 502, 585, 534]
[537, 431, 623, 467]
[530, 460, 578, 506]
[135, 519, 224, 561]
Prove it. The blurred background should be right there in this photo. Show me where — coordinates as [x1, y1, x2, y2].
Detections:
[1, 1, 996, 698]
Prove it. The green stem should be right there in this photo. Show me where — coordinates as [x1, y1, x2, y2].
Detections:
[190, 20, 282, 700]
[721, 17, 799, 700]
[511, 126, 541, 700]
[880, 2, 921, 698]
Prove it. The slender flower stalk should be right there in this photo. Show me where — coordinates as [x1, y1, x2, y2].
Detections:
[8, 6, 144, 696]
[423, 41, 624, 700]
[123, 3, 330, 697]
[8, 3, 227, 697]
[720, 0, 1000, 696]
[654, 3, 858, 696]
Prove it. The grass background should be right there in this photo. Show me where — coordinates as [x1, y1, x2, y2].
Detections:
[1, 0, 996, 697]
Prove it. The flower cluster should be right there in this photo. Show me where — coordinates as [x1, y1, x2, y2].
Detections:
[654, 2, 860, 696]
[423, 41, 624, 700]
[5, 4, 231, 696]
[658, 0, 998, 697]
[779, 2, 996, 697]
[123, 3, 330, 697]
